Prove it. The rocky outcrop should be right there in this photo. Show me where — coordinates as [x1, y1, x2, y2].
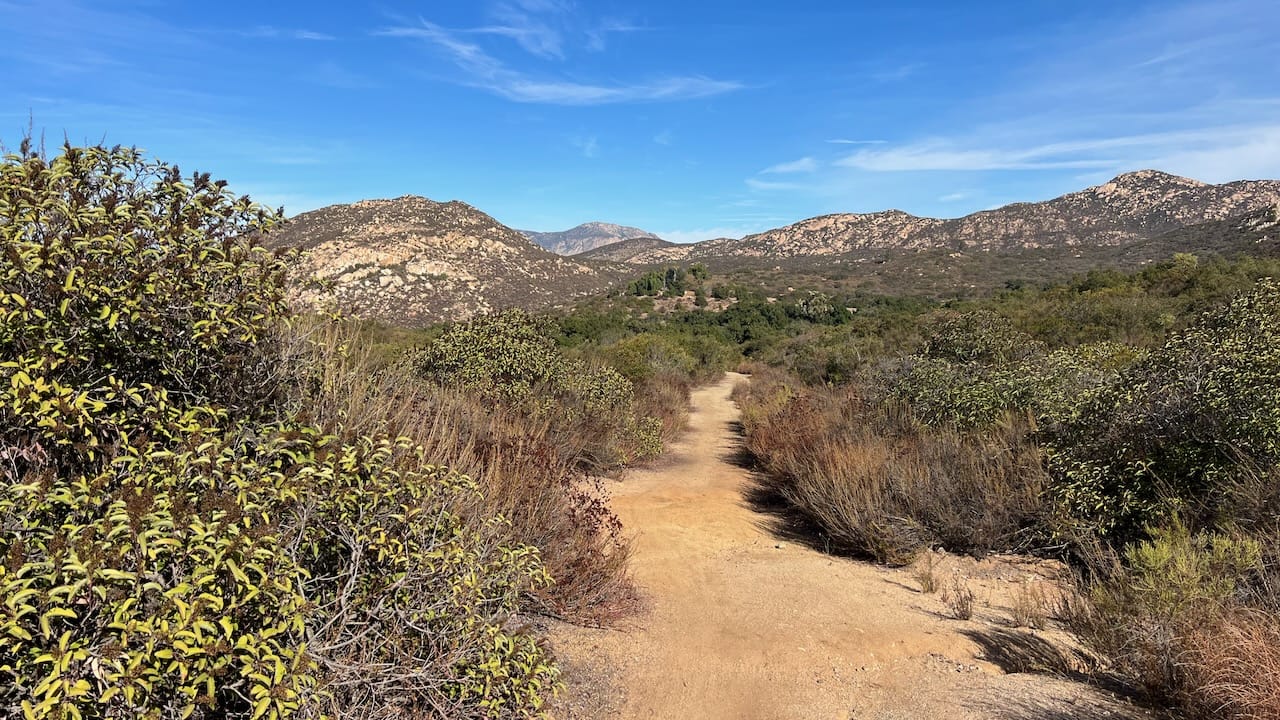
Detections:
[264, 196, 623, 326]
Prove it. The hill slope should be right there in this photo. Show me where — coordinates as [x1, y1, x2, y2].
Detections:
[266, 196, 622, 326]
[602, 171, 1280, 265]
[574, 236, 680, 262]
[522, 222, 660, 255]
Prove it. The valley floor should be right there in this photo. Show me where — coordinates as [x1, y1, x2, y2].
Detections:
[548, 373, 1155, 720]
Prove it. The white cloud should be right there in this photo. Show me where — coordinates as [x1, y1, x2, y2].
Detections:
[471, 0, 567, 59]
[761, 156, 817, 174]
[654, 129, 673, 145]
[380, 22, 742, 105]
[245, 26, 334, 41]
[746, 178, 805, 191]
[571, 135, 600, 158]
[827, 139, 887, 145]
[834, 125, 1280, 179]
[939, 192, 970, 202]
[586, 19, 646, 52]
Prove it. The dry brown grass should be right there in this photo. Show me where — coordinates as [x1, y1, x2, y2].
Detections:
[735, 371, 1048, 565]
[1010, 581, 1052, 629]
[634, 371, 693, 446]
[944, 577, 976, 620]
[1181, 608, 1280, 719]
[912, 552, 940, 594]
[285, 318, 636, 623]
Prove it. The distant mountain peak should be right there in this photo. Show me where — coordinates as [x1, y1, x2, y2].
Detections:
[1101, 169, 1207, 190]
[594, 170, 1280, 264]
[264, 197, 622, 326]
[521, 222, 661, 255]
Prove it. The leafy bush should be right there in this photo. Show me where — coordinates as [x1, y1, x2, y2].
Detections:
[0, 144, 289, 460]
[416, 309, 660, 469]
[597, 334, 698, 384]
[1048, 280, 1280, 540]
[0, 144, 560, 719]
[1069, 522, 1262, 706]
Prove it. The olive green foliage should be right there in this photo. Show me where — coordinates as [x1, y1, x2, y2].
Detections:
[416, 309, 660, 467]
[1048, 280, 1280, 540]
[783, 291, 849, 325]
[888, 311, 1139, 429]
[0, 144, 289, 453]
[598, 334, 698, 385]
[1072, 522, 1262, 696]
[0, 144, 557, 720]
[626, 266, 694, 296]
[620, 264, 709, 298]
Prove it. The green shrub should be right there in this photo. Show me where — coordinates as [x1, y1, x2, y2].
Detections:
[923, 309, 1040, 365]
[598, 334, 697, 384]
[1048, 280, 1280, 540]
[1070, 522, 1261, 699]
[416, 309, 660, 468]
[0, 144, 561, 719]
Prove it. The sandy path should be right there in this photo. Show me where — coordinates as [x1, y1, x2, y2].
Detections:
[550, 373, 1150, 720]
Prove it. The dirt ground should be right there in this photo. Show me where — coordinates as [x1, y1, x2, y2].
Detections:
[547, 373, 1157, 720]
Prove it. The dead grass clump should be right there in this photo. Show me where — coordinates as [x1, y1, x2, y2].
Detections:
[944, 577, 976, 620]
[1010, 581, 1052, 629]
[634, 371, 693, 446]
[736, 373, 1048, 564]
[285, 318, 636, 623]
[913, 551, 940, 594]
[1181, 608, 1280, 720]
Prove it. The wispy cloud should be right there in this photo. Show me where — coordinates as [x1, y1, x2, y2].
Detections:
[939, 191, 970, 202]
[654, 129, 674, 146]
[585, 19, 647, 52]
[571, 135, 600, 158]
[470, 1, 568, 59]
[746, 178, 804, 192]
[827, 139, 887, 145]
[870, 62, 924, 83]
[310, 61, 374, 89]
[380, 21, 742, 105]
[761, 156, 818, 174]
[244, 25, 335, 41]
[836, 124, 1280, 180]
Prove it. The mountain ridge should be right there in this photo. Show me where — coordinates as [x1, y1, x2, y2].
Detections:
[521, 221, 660, 255]
[263, 171, 1280, 326]
[264, 195, 627, 326]
[603, 170, 1280, 264]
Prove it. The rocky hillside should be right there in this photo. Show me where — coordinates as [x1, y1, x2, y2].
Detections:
[574, 236, 680, 262]
[265, 196, 622, 326]
[521, 221, 659, 255]
[603, 171, 1280, 264]
[1112, 201, 1280, 262]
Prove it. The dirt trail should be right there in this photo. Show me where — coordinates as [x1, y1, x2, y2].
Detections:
[550, 373, 1150, 720]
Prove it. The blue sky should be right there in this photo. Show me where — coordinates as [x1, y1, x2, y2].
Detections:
[2, 0, 1278, 242]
